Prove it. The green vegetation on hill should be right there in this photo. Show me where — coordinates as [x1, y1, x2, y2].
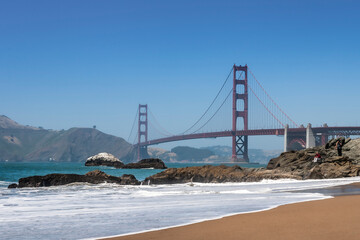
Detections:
[0, 115, 135, 162]
[148, 145, 282, 164]
[203, 146, 282, 164]
[171, 146, 215, 161]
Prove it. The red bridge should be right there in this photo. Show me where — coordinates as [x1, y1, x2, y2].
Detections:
[128, 65, 360, 162]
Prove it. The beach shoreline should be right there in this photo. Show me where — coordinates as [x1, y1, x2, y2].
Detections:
[99, 182, 360, 240]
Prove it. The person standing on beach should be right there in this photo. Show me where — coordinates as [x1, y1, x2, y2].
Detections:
[313, 152, 322, 163]
[336, 140, 342, 156]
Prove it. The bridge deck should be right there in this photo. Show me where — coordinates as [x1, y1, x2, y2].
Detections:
[137, 126, 360, 147]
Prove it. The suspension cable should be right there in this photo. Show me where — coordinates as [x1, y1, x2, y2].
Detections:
[148, 108, 174, 136]
[248, 67, 298, 127]
[132, 132, 138, 145]
[182, 66, 234, 134]
[248, 85, 285, 128]
[191, 88, 233, 134]
[127, 108, 139, 142]
[148, 122, 172, 139]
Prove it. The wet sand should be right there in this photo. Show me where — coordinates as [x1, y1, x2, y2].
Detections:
[102, 183, 360, 240]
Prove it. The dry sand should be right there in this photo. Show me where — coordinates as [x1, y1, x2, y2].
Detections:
[102, 185, 360, 240]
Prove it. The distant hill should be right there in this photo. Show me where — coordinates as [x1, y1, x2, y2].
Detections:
[202, 146, 282, 164]
[0, 115, 135, 162]
[0, 115, 40, 130]
[171, 146, 215, 162]
[147, 146, 218, 163]
[147, 145, 282, 164]
[201, 146, 232, 157]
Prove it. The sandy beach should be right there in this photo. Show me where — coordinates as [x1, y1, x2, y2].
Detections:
[102, 184, 360, 240]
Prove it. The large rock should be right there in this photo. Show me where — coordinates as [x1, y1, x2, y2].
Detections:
[123, 158, 167, 169]
[145, 165, 245, 184]
[146, 138, 360, 184]
[85, 155, 167, 169]
[11, 170, 140, 188]
[85, 152, 125, 168]
[266, 137, 360, 179]
[145, 165, 304, 184]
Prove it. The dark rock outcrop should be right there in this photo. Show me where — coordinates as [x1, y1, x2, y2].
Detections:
[266, 137, 360, 179]
[7, 183, 18, 188]
[122, 158, 167, 169]
[146, 165, 246, 184]
[145, 165, 301, 184]
[146, 138, 360, 184]
[85, 155, 167, 169]
[11, 170, 140, 188]
[120, 174, 140, 185]
[85, 153, 125, 168]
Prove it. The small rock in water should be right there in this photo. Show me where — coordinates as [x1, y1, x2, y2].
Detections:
[85, 152, 125, 168]
[8, 183, 18, 189]
[123, 158, 167, 169]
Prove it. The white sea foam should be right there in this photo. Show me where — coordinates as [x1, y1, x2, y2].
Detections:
[1, 176, 360, 240]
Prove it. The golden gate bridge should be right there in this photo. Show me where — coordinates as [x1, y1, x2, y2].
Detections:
[128, 65, 360, 162]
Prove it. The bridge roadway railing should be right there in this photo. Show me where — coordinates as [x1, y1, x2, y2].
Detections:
[137, 129, 286, 147]
[311, 127, 360, 136]
[137, 129, 281, 147]
[135, 126, 360, 147]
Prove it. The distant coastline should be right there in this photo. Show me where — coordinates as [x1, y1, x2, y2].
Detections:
[0, 115, 280, 164]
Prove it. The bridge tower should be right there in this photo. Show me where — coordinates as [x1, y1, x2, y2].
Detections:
[232, 65, 249, 162]
[137, 104, 148, 161]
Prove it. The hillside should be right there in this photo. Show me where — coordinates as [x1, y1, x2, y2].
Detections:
[0, 115, 135, 162]
[0, 115, 40, 130]
[148, 145, 281, 163]
[171, 146, 215, 162]
[202, 146, 282, 164]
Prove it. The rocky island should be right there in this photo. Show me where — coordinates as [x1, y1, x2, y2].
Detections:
[85, 153, 167, 169]
[85, 152, 125, 168]
[122, 158, 167, 169]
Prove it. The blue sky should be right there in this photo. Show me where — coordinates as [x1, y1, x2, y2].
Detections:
[1, 0, 360, 150]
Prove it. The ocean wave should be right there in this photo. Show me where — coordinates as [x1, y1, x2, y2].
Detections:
[1, 177, 360, 239]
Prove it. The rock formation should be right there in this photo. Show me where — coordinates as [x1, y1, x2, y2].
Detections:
[122, 158, 167, 169]
[9, 170, 140, 188]
[85, 155, 167, 169]
[146, 138, 360, 184]
[85, 152, 125, 168]
[7, 183, 18, 188]
[144, 165, 299, 184]
[145, 165, 246, 184]
[9, 138, 360, 187]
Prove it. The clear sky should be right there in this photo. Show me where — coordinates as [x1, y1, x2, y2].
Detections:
[1, 0, 360, 150]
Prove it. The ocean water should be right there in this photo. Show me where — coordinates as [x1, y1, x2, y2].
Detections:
[1, 162, 360, 240]
[0, 162, 265, 184]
